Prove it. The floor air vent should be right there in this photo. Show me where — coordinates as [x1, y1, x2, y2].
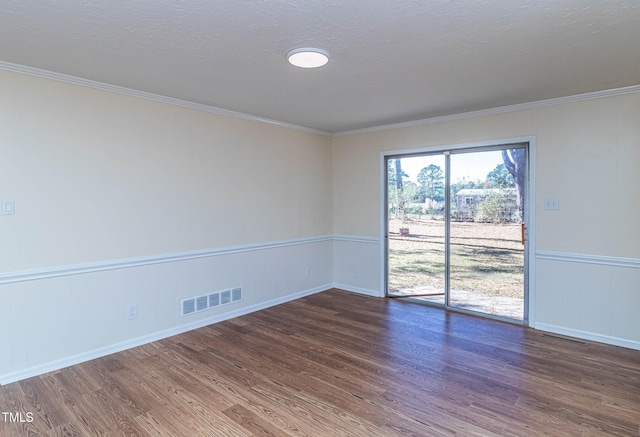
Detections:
[232, 287, 242, 302]
[209, 293, 220, 307]
[220, 290, 231, 305]
[181, 286, 243, 316]
[182, 298, 196, 315]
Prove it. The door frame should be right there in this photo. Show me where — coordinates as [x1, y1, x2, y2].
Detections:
[380, 136, 536, 327]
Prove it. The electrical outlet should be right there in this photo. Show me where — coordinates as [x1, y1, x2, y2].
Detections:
[127, 304, 138, 320]
[305, 267, 311, 278]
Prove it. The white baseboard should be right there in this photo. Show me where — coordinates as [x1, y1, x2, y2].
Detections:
[535, 322, 640, 351]
[0, 283, 332, 386]
[333, 283, 383, 297]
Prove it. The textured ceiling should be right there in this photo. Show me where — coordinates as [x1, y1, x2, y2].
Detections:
[1, 0, 639, 133]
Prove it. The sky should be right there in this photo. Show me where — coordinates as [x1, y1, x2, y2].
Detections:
[399, 150, 503, 184]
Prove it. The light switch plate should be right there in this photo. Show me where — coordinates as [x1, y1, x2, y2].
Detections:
[3, 200, 15, 215]
[543, 198, 559, 210]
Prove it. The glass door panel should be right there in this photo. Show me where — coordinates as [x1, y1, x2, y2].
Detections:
[448, 149, 525, 320]
[387, 154, 446, 304]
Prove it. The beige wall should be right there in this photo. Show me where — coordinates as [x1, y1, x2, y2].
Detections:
[332, 92, 640, 348]
[0, 69, 333, 271]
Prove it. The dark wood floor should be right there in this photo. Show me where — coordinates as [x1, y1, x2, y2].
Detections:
[1, 289, 639, 436]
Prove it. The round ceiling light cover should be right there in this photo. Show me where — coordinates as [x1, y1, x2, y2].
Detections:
[287, 48, 329, 68]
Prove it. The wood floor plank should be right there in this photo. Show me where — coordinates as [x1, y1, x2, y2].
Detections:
[79, 388, 150, 436]
[39, 372, 111, 436]
[222, 403, 291, 437]
[249, 380, 387, 437]
[1, 289, 639, 436]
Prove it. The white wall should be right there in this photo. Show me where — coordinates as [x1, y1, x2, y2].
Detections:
[0, 69, 334, 383]
[332, 91, 640, 349]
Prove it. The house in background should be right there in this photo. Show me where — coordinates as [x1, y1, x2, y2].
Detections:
[454, 188, 518, 222]
[0, 2, 639, 385]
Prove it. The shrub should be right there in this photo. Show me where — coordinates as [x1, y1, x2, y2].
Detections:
[474, 190, 517, 223]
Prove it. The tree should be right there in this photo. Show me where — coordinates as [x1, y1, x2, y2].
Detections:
[486, 163, 515, 188]
[417, 164, 445, 201]
[412, 187, 427, 203]
[450, 177, 484, 197]
[388, 159, 409, 220]
[417, 164, 445, 217]
[502, 149, 525, 221]
[394, 159, 404, 195]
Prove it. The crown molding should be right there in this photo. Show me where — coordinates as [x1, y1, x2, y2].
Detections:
[334, 84, 640, 137]
[2, 60, 638, 138]
[0, 60, 331, 137]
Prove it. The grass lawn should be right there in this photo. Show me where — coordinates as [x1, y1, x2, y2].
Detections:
[388, 217, 524, 300]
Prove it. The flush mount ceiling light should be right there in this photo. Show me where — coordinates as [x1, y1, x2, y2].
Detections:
[287, 48, 329, 68]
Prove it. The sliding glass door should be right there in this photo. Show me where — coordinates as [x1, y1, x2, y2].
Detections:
[386, 143, 528, 323]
